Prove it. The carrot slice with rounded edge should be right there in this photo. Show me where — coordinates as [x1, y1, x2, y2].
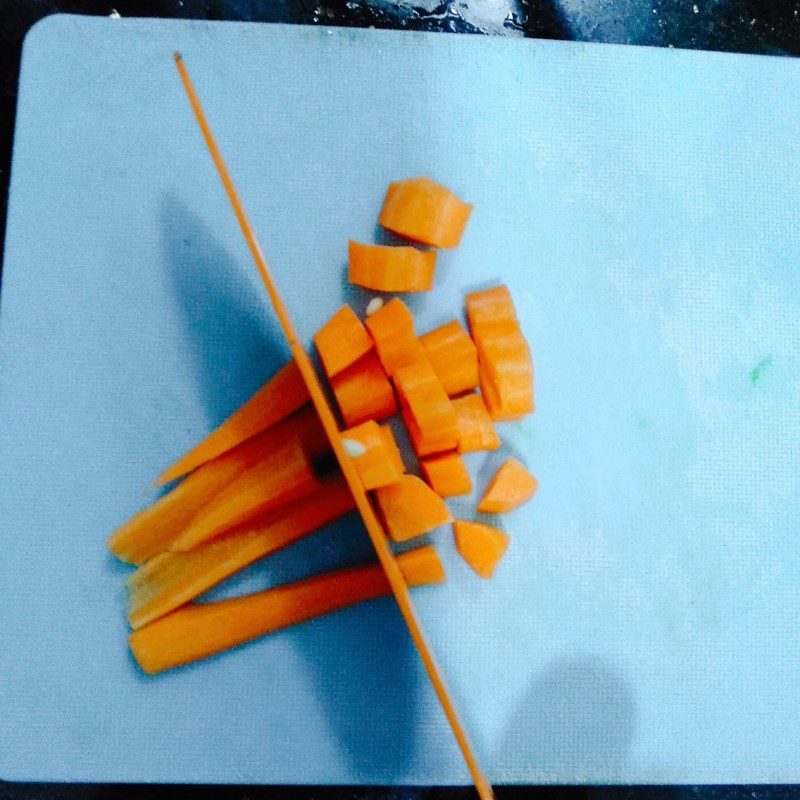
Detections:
[330, 351, 397, 428]
[420, 453, 472, 498]
[127, 480, 356, 629]
[155, 360, 309, 486]
[394, 358, 458, 457]
[364, 297, 426, 376]
[453, 520, 509, 579]
[451, 393, 501, 454]
[465, 285, 518, 335]
[378, 177, 472, 249]
[420, 320, 479, 398]
[129, 544, 445, 674]
[374, 475, 452, 541]
[349, 241, 437, 293]
[341, 420, 405, 490]
[109, 407, 328, 565]
[171, 436, 320, 551]
[478, 457, 539, 514]
[313, 305, 374, 378]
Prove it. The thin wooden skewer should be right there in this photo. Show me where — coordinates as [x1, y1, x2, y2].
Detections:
[173, 53, 494, 800]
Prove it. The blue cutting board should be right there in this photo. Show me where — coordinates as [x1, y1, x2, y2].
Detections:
[1, 14, 799, 785]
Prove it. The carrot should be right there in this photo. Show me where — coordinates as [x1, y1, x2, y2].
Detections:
[341, 420, 405, 490]
[394, 358, 458, 457]
[420, 320, 479, 397]
[127, 480, 356, 629]
[155, 360, 309, 486]
[453, 520, 509, 579]
[348, 241, 437, 293]
[129, 544, 445, 674]
[477, 457, 538, 514]
[420, 453, 472, 498]
[313, 305, 374, 378]
[451, 393, 501, 453]
[170, 436, 320, 551]
[108, 407, 327, 565]
[364, 297, 426, 377]
[466, 285, 534, 421]
[374, 475, 452, 541]
[330, 351, 397, 428]
[378, 177, 472, 249]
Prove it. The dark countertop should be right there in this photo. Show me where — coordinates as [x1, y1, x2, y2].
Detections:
[1, 1, 799, 798]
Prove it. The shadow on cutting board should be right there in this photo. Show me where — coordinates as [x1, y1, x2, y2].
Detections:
[497, 655, 636, 781]
[159, 193, 289, 430]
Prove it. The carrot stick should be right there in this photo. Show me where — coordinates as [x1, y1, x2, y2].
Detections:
[129, 544, 445, 674]
[330, 351, 397, 428]
[420, 453, 472, 498]
[348, 241, 437, 293]
[452, 393, 501, 454]
[374, 475, 452, 542]
[453, 520, 509, 579]
[477, 457, 538, 514]
[394, 358, 458, 457]
[156, 360, 309, 486]
[378, 177, 472, 249]
[313, 305, 374, 378]
[364, 297, 426, 377]
[341, 420, 405, 490]
[127, 480, 356, 629]
[420, 320, 479, 397]
[170, 436, 320, 551]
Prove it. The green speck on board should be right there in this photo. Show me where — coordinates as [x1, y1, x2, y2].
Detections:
[750, 356, 773, 387]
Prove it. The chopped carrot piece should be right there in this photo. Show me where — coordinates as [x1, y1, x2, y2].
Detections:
[155, 360, 309, 486]
[341, 419, 405, 490]
[465, 284, 518, 335]
[108, 407, 327, 565]
[420, 453, 472, 498]
[394, 358, 458, 456]
[374, 475, 452, 541]
[364, 297, 426, 376]
[129, 544, 445, 674]
[451, 393, 501, 453]
[378, 177, 472, 249]
[171, 436, 320, 551]
[127, 480, 356, 629]
[453, 520, 509, 579]
[330, 351, 397, 428]
[349, 241, 437, 293]
[478, 457, 538, 514]
[420, 320, 479, 397]
[313, 305, 374, 378]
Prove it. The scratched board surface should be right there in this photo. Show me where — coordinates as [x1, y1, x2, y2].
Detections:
[1, 15, 799, 784]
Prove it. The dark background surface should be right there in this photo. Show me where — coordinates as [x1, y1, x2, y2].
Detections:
[1, 1, 800, 798]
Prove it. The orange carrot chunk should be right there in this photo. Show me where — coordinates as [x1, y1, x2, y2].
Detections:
[127, 480, 356, 629]
[453, 520, 509, 579]
[394, 358, 458, 457]
[420, 453, 472, 498]
[109, 407, 328, 565]
[129, 544, 445, 674]
[341, 419, 405, 490]
[155, 360, 309, 486]
[171, 436, 320, 551]
[465, 284, 518, 335]
[349, 241, 437, 293]
[330, 351, 397, 428]
[364, 297, 427, 376]
[420, 320, 479, 398]
[313, 305, 374, 378]
[478, 457, 539, 514]
[451, 393, 501, 454]
[378, 176, 472, 249]
[374, 475, 452, 541]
